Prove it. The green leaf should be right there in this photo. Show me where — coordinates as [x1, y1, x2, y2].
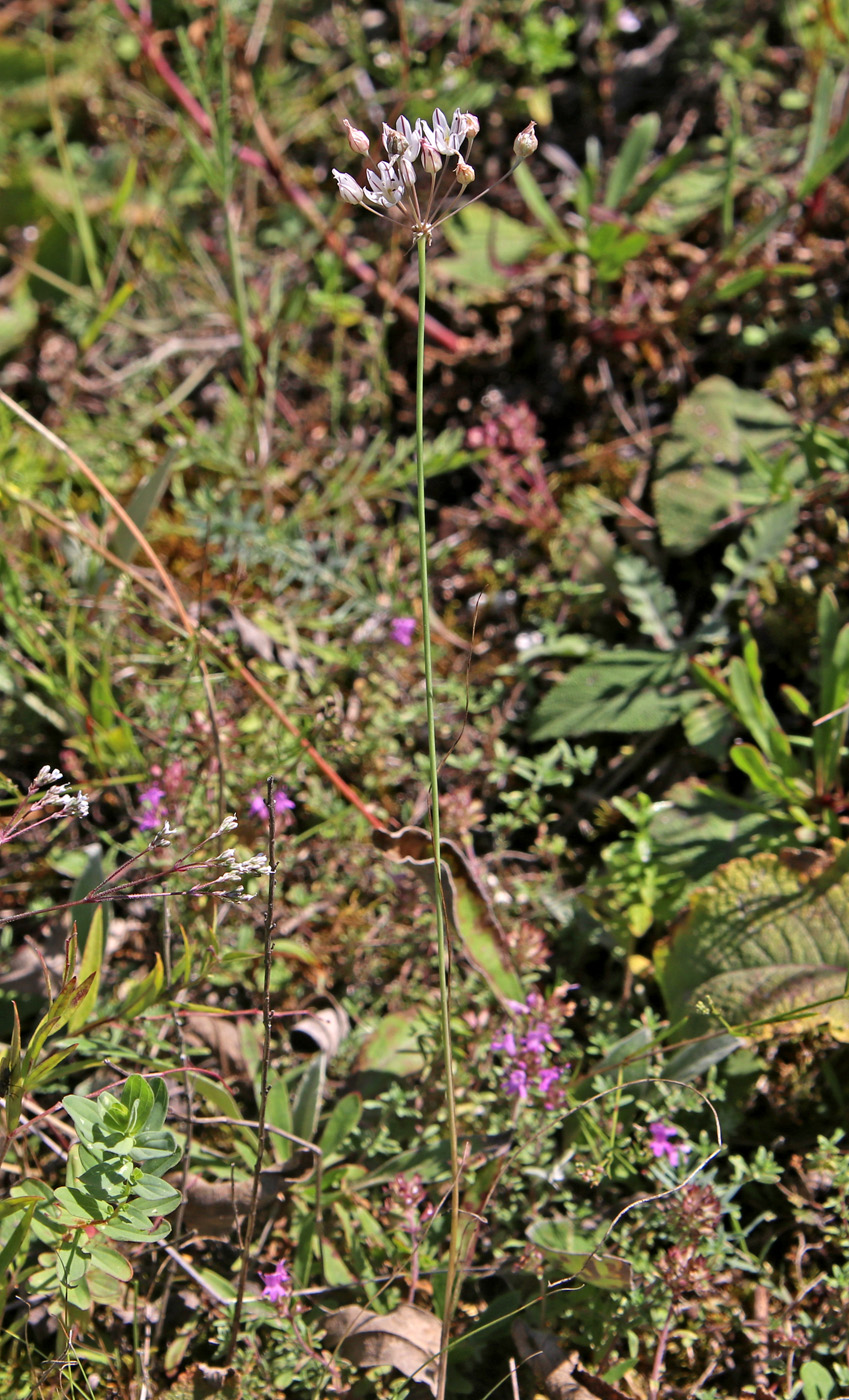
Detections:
[87, 1242, 134, 1282]
[800, 1359, 836, 1400]
[530, 649, 688, 739]
[614, 555, 682, 649]
[356, 1010, 426, 1077]
[434, 204, 545, 304]
[318, 1092, 362, 1159]
[528, 1218, 632, 1290]
[110, 451, 176, 564]
[291, 1054, 326, 1144]
[814, 587, 849, 795]
[657, 843, 849, 1037]
[604, 113, 660, 210]
[68, 904, 104, 1034]
[653, 377, 799, 554]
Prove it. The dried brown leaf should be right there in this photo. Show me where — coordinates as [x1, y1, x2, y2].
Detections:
[323, 1303, 442, 1395]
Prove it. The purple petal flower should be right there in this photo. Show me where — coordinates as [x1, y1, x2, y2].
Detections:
[491, 1029, 517, 1057]
[504, 998, 529, 1015]
[522, 1022, 555, 1054]
[259, 1258, 291, 1303]
[537, 1066, 561, 1095]
[649, 1121, 690, 1168]
[249, 787, 296, 821]
[390, 616, 416, 646]
[137, 784, 166, 831]
[505, 1063, 529, 1099]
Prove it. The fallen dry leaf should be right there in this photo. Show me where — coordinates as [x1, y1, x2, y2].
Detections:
[511, 1321, 597, 1400]
[323, 1303, 442, 1395]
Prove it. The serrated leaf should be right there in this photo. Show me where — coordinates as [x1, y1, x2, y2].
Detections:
[614, 555, 682, 649]
[653, 378, 799, 554]
[530, 649, 688, 739]
[657, 843, 849, 1037]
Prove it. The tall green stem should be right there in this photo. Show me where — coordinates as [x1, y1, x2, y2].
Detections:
[414, 234, 459, 1398]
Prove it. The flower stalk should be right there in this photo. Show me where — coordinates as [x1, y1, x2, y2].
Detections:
[333, 106, 538, 1398]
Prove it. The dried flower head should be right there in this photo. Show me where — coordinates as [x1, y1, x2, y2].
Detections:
[333, 107, 537, 243]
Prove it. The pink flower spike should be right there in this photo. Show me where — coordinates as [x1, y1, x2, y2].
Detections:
[390, 616, 416, 646]
[505, 998, 529, 1015]
[259, 1258, 291, 1303]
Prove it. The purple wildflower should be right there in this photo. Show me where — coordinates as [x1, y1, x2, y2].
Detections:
[522, 1022, 555, 1054]
[248, 787, 296, 821]
[491, 1028, 517, 1056]
[537, 1066, 561, 1095]
[390, 616, 416, 646]
[137, 784, 167, 832]
[259, 1258, 291, 1303]
[649, 1122, 690, 1168]
[505, 1064, 529, 1099]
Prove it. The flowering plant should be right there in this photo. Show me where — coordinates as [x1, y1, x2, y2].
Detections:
[333, 108, 537, 243]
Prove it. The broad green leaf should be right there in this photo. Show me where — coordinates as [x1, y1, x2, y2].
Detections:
[110, 450, 175, 563]
[530, 648, 688, 739]
[800, 1359, 836, 1400]
[318, 1092, 361, 1159]
[356, 1010, 426, 1077]
[87, 1242, 134, 1282]
[615, 555, 682, 650]
[653, 377, 799, 554]
[68, 905, 104, 1034]
[528, 1219, 632, 1290]
[657, 843, 849, 1037]
[434, 204, 546, 304]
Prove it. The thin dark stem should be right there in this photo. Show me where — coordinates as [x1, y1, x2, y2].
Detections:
[225, 780, 277, 1363]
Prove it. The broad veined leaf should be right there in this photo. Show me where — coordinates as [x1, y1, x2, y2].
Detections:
[530, 648, 688, 739]
[653, 377, 800, 554]
[656, 843, 849, 1037]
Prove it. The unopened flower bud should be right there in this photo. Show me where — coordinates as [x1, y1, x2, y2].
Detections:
[455, 158, 475, 187]
[333, 169, 365, 204]
[343, 119, 370, 155]
[420, 139, 443, 174]
[513, 121, 538, 161]
[456, 111, 480, 141]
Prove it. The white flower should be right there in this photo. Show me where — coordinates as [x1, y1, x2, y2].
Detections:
[382, 114, 421, 160]
[32, 766, 63, 790]
[211, 814, 239, 837]
[333, 169, 365, 204]
[455, 159, 475, 187]
[419, 140, 443, 175]
[363, 160, 406, 208]
[418, 108, 461, 156]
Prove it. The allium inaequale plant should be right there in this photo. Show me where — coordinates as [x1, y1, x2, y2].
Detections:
[333, 106, 537, 1396]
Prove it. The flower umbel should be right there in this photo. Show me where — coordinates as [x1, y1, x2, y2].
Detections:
[333, 107, 537, 243]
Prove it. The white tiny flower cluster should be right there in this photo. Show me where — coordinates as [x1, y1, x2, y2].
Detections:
[211, 850, 273, 884]
[333, 108, 537, 242]
[30, 777, 90, 818]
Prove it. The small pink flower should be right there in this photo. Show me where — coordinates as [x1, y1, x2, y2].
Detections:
[505, 1064, 529, 1099]
[390, 616, 416, 646]
[249, 787, 296, 821]
[522, 1023, 555, 1054]
[259, 1258, 291, 1304]
[537, 1066, 561, 1095]
[649, 1122, 690, 1168]
[491, 1029, 517, 1056]
[137, 784, 166, 832]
